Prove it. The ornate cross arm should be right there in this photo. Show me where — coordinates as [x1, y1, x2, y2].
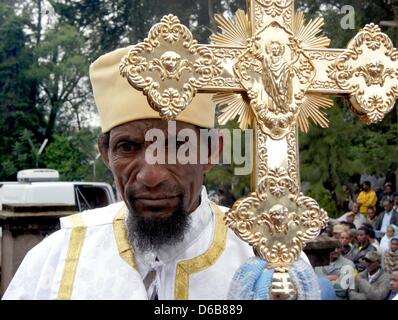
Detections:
[120, 0, 398, 299]
[307, 24, 398, 124]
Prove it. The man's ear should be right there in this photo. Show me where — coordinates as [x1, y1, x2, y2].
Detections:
[97, 134, 111, 169]
[203, 130, 223, 174]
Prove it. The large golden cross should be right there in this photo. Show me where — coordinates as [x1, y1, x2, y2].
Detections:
[120, 0, 398, 299]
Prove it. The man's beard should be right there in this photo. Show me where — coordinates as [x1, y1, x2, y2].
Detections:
[126, 204, 191, 252]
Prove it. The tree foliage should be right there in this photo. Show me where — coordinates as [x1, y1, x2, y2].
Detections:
[0, 3, 41, 179]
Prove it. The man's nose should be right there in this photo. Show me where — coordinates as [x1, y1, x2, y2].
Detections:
[136, 163, 169, 188]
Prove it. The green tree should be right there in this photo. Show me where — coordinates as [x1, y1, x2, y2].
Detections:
[30, 23, 91, 140]
[0, 3, 43, 179]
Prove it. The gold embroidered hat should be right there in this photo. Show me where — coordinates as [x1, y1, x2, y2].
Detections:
[89, 46, 215, 132]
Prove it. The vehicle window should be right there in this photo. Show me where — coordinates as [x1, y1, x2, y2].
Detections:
[74, 185, 111, 212]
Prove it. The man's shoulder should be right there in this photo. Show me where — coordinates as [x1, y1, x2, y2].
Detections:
[60, 201, 125, 229]
[367, 244, 377, 252]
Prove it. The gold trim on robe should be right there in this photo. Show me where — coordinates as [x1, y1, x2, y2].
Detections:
[174, 203, 228, 300]
[112, 206, 138, 269]
[57, 214, 86, 300]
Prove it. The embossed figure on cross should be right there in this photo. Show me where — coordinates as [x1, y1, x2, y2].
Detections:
[261, 41, 298, 113]
[120, 0, 398, 299]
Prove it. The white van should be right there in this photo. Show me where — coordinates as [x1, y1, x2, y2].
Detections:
[0, 169, 116, 212]
[0, 169, 117, 295]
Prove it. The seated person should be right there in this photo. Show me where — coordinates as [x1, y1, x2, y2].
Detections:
[338, 203, 367, 229]
[366, 207, 378, 230]
[352, 226, 377, 272]
[340, 230, 356, 261]
[375, 199, 398, 238]
[364, 224, 382, 255]
[348, 251, 391, 300]
[380, 225, 398, 254]
[383, 237, 398, 274]
[315, 244, 355, 300]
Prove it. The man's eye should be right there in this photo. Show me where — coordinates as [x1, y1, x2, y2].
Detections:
[116, 141, 141, 152]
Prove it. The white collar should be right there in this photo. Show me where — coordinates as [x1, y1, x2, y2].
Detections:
[133, 186, 213, 273]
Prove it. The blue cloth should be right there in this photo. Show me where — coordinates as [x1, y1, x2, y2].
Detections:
[227, 257, 272, 299]
[228, 256, 321, 300]
[317, 276, 336, 300]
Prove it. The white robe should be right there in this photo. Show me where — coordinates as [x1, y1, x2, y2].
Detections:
[2, 187, 311, 300]
[3, 188, 254, 299]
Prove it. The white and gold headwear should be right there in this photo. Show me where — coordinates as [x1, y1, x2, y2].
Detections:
[89, 47, 215, 132]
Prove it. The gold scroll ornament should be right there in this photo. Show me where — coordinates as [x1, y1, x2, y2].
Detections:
[120, 0, 398, 299]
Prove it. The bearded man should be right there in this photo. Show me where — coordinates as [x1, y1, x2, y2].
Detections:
[3, 46, 319, 300]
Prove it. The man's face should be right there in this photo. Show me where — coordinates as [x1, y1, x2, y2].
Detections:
[352, 203, 359, 213]
[391, 239, 398, 253]
[365, 259, 380, 274]
[390, 271, 398, 292]
[357, 230, 368, 245]
[362, 184, 370, 191]
[100, 119, 216, 220]
[347, 214, 355, 224]
[387, 227, 395, 238]
[384, 202, 392, 212]
[340, 232, 351, 246]
[367, 208, 375, 219]
[385, 185, 392, 194]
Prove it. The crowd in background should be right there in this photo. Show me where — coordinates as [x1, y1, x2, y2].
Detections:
[208, 178, 398, 300]
[318, 179, 398, 300]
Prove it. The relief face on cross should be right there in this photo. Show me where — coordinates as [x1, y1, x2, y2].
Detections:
[120, 0, 398, 298]
[151, 51, 191, 81]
